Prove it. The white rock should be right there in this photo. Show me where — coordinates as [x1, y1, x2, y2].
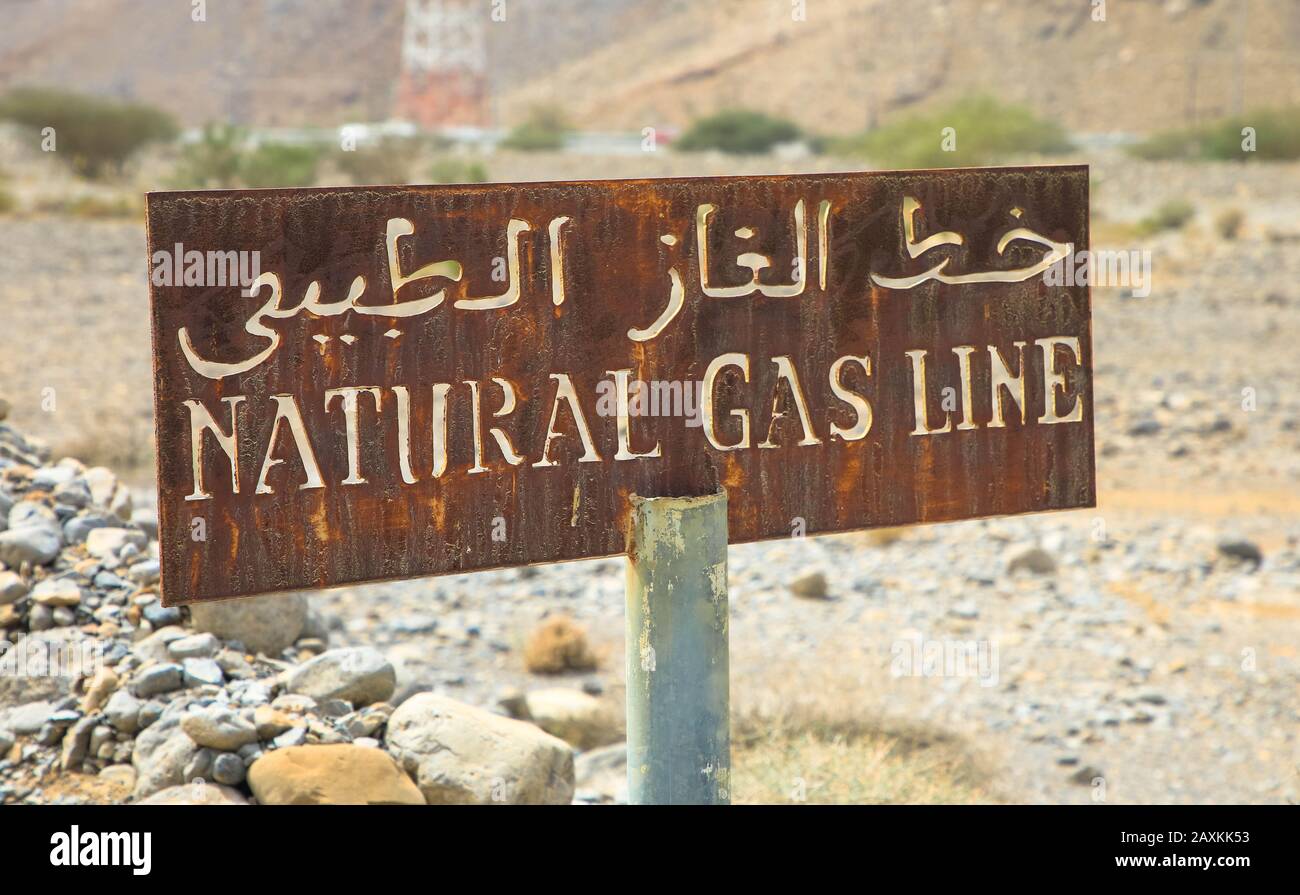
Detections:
[0, 526, 62, 567]
[180, 705, 259, 751]
[0, 570, 28, 604]
[83, 467, 119, 508]
[31, 577, 82, 607]
[386, 693, 575, 805]
[188, 592, 307, 656]
[283, 648, 395, 707]
[85, 527, 148, 560]
[524, 688, 624, 750]
[167, 633, 220, 660]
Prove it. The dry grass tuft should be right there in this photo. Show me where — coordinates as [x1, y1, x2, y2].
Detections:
[731, 705, 997, 804]
[523, 614, 599, 674]
[729, 636, 1002, 804]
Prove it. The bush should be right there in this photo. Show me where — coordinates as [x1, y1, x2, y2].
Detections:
[1137, 199, 1196, 235]
[170, 124, 245, 189]
[835, 95, 1072, 168]
[500, 106, 570, 152]
[1128, 107, 1300, 161]
[522, 615, 597, 674]
[238, 143, 321, 189]
[675, 109, 803, 155]
[333, 137, 421, 185]
[171, 128, 320, 189]
[0, 87, 177, 178]
[428, 156, 489, 184]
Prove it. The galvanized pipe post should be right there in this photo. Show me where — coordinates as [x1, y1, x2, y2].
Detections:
[625, 488, 730, 805]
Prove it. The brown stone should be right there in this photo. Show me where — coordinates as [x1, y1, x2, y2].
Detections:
[248, 744, 423, 805]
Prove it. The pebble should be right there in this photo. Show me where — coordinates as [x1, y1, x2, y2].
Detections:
[6, 701, 53, 735]
[85, 527, 147, 560]
[0, 570, 28, 604]
[30, 577, 82, 607]
[143, 602, 182, 628]
[212, 752, 245, 785]
[180, 706, 259, 751]
[0, 525, 62, 567]
[1006, 546, 1058, 576]
[948, 600, 980, 620]
[273, 727, 308, 749]
[283, 647, 396, 707]
[168, 633, 220, 660]
[182, 657, 225, 687]
[132, 664, 184, 697]
[63, 514, 114, 545]
[104, 690, 143, 734]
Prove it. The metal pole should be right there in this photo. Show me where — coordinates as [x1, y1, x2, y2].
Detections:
[625, 488, 730, 805]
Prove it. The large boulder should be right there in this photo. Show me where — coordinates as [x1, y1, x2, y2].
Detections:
[283, 648, 395, 707]
[131, 703, 202, 800]
[188, 592, 308, 657]
[386, 693, 574, 805]
[247, 744, 423, 805]
[523, 688, 624, 750]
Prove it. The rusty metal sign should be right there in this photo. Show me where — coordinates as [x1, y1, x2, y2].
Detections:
[146, 165, 1094, 605]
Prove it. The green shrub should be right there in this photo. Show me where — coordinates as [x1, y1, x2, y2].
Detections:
[428, 157, 489, 184]
[675, 109, 803, 155]
[1136, 199, 1196, 235]
[0, 87, 177, 178]
[1128, 107, 1300, 161]
[1126, 129, 1201, 161]
[170, 127, 322, 189]
[238, 143, 321, 189]
[0, 186, 15, 215]
[170, 124, 246, 189]
[835, 95, 1072, 168]
[500, 106, 570, 151]
[333, 137, 421, 185]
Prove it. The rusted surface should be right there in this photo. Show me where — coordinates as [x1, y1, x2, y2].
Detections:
[147, 165, 1094, 605]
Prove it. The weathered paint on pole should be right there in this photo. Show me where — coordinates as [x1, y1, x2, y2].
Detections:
[625, 488, 730, 805]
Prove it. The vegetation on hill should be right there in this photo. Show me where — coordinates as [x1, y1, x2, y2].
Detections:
[1127, 107, 1300, 161]
[675, 109, 803, 155]
[501, 106, 571, 152]
[170, 125, 320, 189]
[835, 95, 1072, 169]
[428, 157, 490, 184]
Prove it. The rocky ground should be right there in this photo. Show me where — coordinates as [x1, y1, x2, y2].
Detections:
[0, 151, 1297, 805]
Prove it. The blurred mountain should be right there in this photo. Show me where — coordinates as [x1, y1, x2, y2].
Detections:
[0, 0, 1295, 134]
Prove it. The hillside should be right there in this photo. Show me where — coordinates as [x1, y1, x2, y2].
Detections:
[498, 0, 1300, 135]
[0, 0, 1296, 134]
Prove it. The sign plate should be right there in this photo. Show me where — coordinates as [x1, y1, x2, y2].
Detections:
[147, 166, 1094, 604]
